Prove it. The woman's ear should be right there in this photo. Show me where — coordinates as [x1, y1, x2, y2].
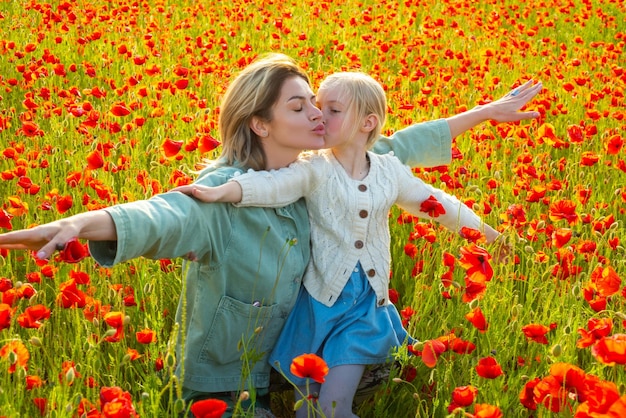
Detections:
[250, 116, 269, 138]
[360, 113, 379, 133]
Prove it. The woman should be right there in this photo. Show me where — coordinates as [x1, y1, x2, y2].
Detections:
[0, 54, 540, 417]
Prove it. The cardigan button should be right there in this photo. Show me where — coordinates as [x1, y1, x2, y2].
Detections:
[367, 269, 376, 277]
[354, 240, 364, 249]
[359, 210, 368, 218]
[358, 184, 367, 192]
[378, 298, 386, 306]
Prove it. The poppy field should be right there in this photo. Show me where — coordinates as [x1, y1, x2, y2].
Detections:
[0, 0, 625, 416]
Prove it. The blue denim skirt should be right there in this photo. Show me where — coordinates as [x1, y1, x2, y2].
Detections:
[268, 262, 414, 386]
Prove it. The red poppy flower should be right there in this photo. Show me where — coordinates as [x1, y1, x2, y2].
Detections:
[18, 121, 44, 137]
[404, 242, 418, 258]
[519, 377, 540, 410]
[577, 317, 613, 348]
[26, 375, 45, 390]
[522, 323, 551, 344]
[591, 334, 626, 366]
[100, 386, 138, 418]
[57, 279, 87, 308]
[472, 403, 503, 418]
[551, 228, 572, 248]
[175, 79, 189, 89]
[110, 103, 131, 116]
[421, 339, 447, 368]
[475, 356, 503, 379]
[0, 340, 29, 373]
[162, 138, 183, 158]
[190, 398, 229, 418]
[465, 307, 488, 332]
[459, 227, 485, 243]
[58, 238, 89, 263]
[590, 265, 622, 297]
[136, 328, 156, 345]
[17, 304, 51, 329]
[199, 134, 221, 154]
[103, 311, 125, 342]
[0, 303, 13, 331]
[56, 195, 73, 214]
[33, 398, 47, 415]
[420, 195, 446, 218]
[458, 244, 493, 282]
[290, 353, 329, 383]
[605, 134, 624, 155]
[0, 209, 13, 230]
[549, 199, 580, 225]
[86, 150, 104, 170]
[449, 337, 476, 354]
[451, 385, 478, 407]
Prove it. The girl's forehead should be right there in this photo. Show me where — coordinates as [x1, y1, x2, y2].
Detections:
[317, 85, 347, 103]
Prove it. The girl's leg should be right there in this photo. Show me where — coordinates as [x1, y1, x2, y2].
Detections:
[294, 382, 321, 418]
[318, 364, 366, 418]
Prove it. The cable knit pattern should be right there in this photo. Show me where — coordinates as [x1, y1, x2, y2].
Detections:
[233, 149, 486, 307]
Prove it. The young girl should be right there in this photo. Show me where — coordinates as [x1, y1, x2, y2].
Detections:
[173, 72, 504, 417]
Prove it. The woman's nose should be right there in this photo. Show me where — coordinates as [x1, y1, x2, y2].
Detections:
[310, 105, 322, 120]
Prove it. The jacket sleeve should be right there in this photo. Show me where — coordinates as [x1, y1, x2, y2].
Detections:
[232, 159, 319, 208]
[89, 169, 233, 267]
[371, 119, 452, 167]
[393, 161, 486, 235]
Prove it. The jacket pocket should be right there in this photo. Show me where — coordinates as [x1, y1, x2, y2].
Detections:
[198, 295, 286, 365]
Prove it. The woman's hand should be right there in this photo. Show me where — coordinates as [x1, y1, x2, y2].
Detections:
[0, 211, 116, 259]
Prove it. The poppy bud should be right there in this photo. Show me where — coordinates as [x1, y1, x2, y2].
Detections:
[165, 353, 176, 368]
[551, 344, 562, 357]
[65, 367, 75, 384]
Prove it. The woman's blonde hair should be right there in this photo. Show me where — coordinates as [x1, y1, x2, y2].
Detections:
[318, 72, 387, 149]
[218, 54, 310, 170]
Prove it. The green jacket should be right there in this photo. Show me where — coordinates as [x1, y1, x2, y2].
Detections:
[88, 119, 451, 394]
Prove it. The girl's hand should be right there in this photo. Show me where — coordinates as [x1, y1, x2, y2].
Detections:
[492, 234, 514, 264]
[170, 184, 221, 202]
[484, 79, 543, 123]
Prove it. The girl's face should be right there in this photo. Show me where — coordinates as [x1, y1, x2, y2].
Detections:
[316, 86, 356, 149]
[259, 76, 326, 168]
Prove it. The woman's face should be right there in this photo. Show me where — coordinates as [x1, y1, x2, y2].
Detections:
[259, 76, 326, 169]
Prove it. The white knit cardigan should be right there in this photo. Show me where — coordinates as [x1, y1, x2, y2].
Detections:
[233, 149, 486, 307]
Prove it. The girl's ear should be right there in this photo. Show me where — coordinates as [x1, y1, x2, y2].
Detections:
[360, 113, 379, 133]
[250, 116, 269, 138]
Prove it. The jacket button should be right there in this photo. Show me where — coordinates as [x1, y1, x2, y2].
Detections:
[367, 269, 376, 277]
[359, 210, 368, 218]
[354, 240, 364, 249]
[378, 298, 386, 306]
[358, 184, 367, 192]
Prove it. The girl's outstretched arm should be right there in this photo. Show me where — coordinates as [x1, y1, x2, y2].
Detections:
[446, 80, 543, 138]
[0, 210, 116, 260]
[170, 182, 242, 203]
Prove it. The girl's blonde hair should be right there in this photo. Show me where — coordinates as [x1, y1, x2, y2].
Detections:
[318, 72, 387, 149]
[217, 54, 310, 170]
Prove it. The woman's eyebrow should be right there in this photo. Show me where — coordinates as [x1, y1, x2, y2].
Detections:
[287, 94, 316, 102]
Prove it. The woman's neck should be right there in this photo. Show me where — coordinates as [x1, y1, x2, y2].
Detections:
[263, 149, 301, 170]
